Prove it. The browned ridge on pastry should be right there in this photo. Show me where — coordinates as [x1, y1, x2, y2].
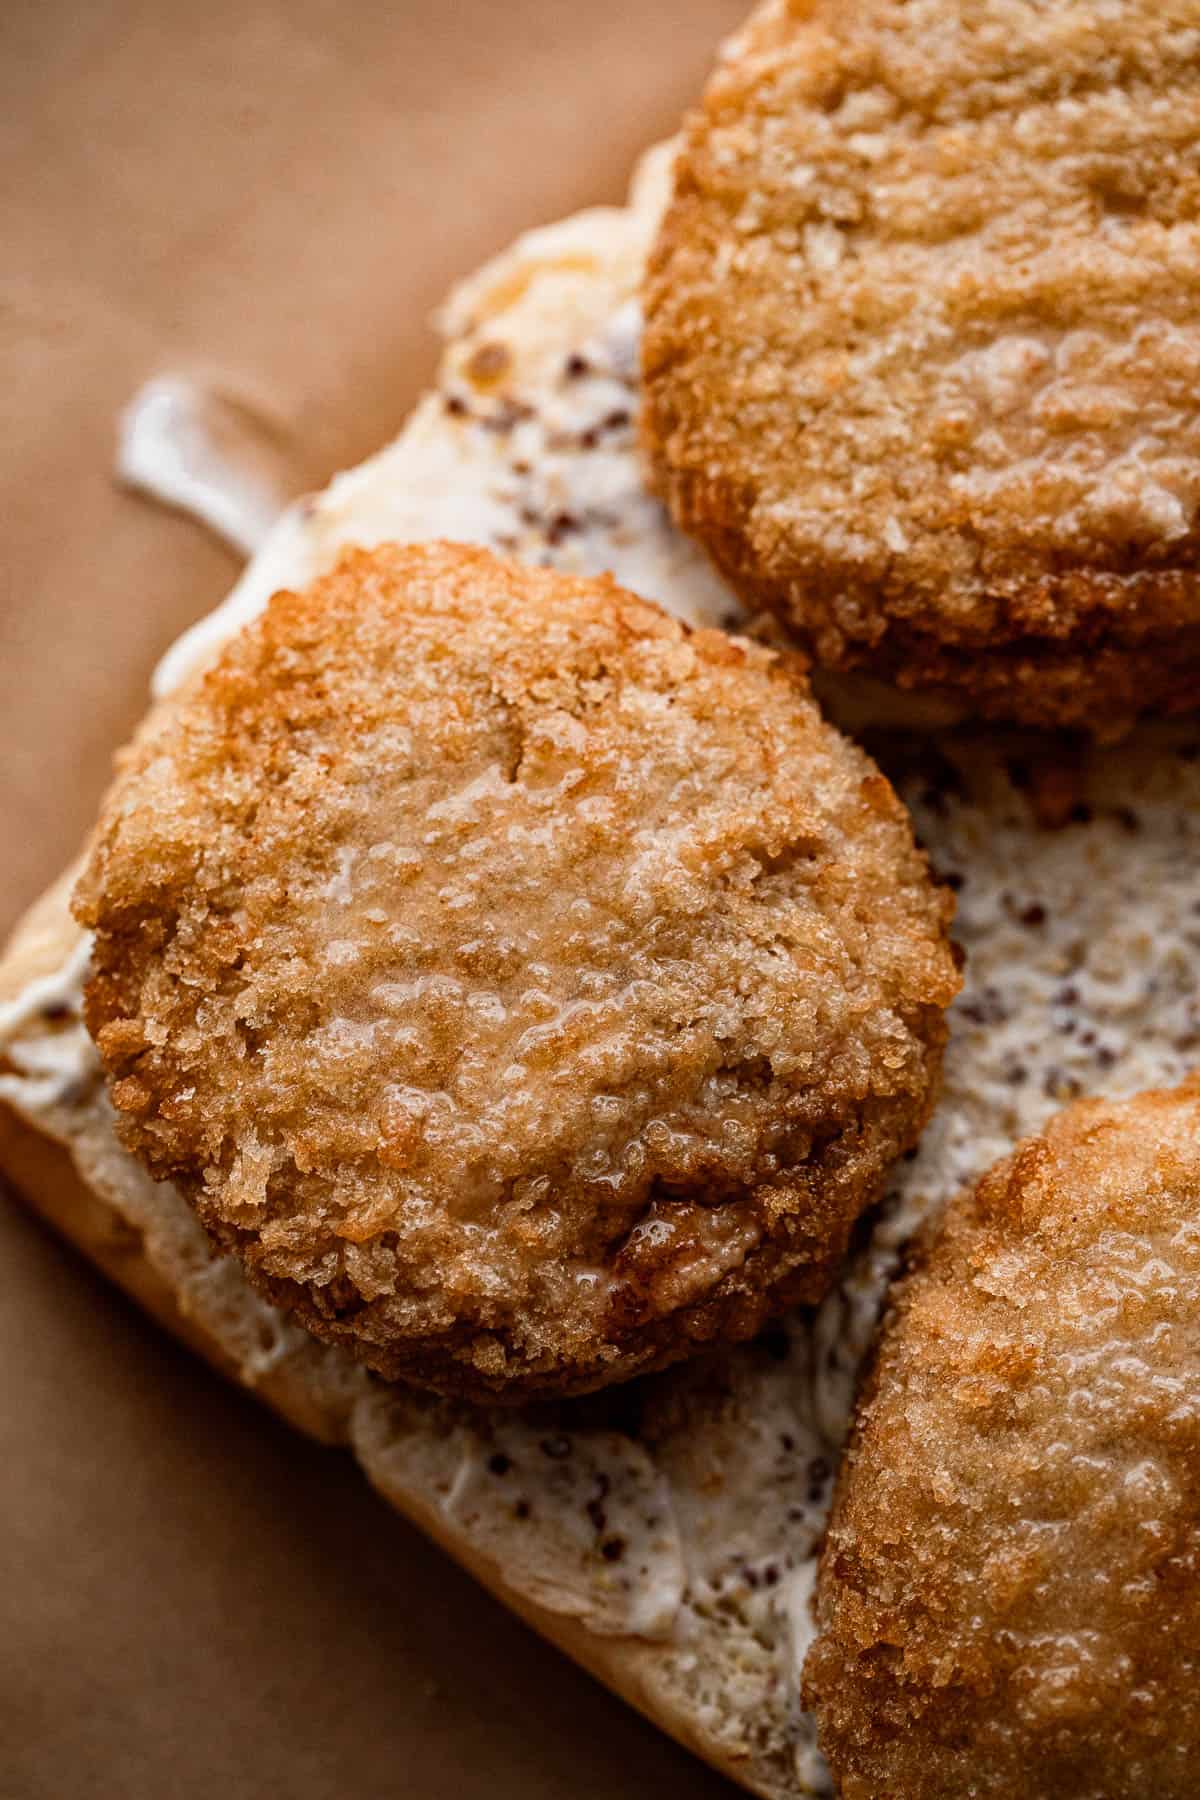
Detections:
[643, 0, 1200, 732]
[73, 542, 957, 1401]
[804, 1078, 1200, 1799]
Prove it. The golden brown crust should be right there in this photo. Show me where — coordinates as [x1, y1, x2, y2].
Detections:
[0, 1102, 791, 1798]
[804, 1079, 1200, 1798]
[642, 0, 1200, 733]
[74, 542, 958, 1403]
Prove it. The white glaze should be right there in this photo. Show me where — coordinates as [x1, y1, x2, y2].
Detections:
[118, 376, 295, 558]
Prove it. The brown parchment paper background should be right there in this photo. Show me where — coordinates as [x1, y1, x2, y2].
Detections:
[0, 5, 747, 1795]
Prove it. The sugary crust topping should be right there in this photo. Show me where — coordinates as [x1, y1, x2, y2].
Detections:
[643, 0, 1200, 729]
[75, 542, 956, 1401]
[805, 1078, 1200, 1798]
[1, 122, 1194, 1788]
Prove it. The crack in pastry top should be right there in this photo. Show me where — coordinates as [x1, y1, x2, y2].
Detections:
[3, 140, 1200, 1797]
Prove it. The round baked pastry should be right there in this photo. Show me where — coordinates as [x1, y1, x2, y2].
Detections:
[804, 1079, 1200, 1798]
[75, 542, 957, 1400]
[643, 0, 1200, 733]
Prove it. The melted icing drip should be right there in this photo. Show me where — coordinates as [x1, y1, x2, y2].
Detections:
[117, 376, 298, 558]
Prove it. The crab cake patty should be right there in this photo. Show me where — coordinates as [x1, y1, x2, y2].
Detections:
[804, 1080, 1200, 1799]
[643, 0, 1200, 733]
[75, 542, 957, 1401]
